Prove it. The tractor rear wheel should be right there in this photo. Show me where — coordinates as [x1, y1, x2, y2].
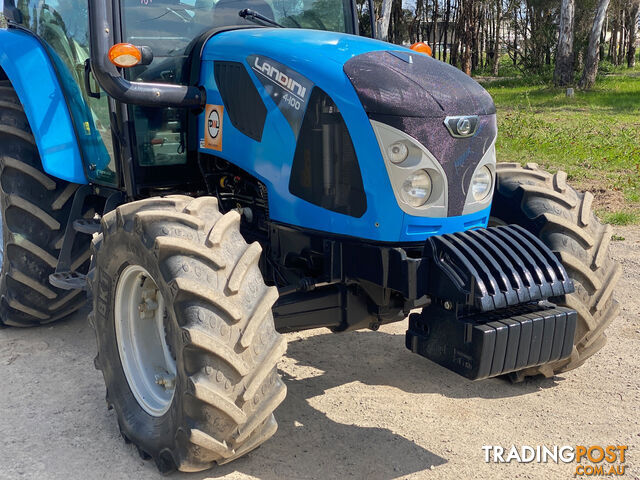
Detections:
[491, 163, 621, 381]
[90, 195, 286, 472]
[0, 79, 91, 326]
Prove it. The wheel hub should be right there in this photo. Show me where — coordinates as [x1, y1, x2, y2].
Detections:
[114, 265, 176, 416]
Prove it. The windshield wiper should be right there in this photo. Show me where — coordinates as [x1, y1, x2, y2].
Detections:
[239, 8, 284, 28]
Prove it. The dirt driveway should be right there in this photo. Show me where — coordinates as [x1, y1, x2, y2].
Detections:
[1, 227, 639, 480]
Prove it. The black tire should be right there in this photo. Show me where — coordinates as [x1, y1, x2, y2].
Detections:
[0, 80, 92, 326]
[491, 163, 621, 380]
[90, 195, 287, 473]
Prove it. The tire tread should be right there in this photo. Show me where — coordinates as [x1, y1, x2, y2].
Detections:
[91, 196, 286, 472]
[0, 81, 90, 326]
[494, 163, 621, 378]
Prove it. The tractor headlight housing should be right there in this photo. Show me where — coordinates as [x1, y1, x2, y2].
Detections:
[371, 120, 497, 218]
[470, 165, 493, 201]
[461, 150, 497, 215]
[401, 170, 432, 207]
[370, 120, 448, 217]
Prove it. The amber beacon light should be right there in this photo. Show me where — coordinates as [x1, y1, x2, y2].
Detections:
[108, 43, 142, 68]
[410, 42, 433, 56]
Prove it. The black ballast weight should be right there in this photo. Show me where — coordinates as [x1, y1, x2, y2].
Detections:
[421, 224, 574, 312]
[406, 225, 577, 380]
[407, 303, 577, 380]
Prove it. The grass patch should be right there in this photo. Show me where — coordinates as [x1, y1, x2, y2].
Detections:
[480, 65, 640, 223]
[600, 210, 640, 226]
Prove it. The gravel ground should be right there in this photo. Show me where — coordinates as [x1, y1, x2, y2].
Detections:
[0, 226, 638, 480]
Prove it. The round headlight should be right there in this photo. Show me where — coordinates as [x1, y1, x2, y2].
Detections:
[388, 142, 409, 164]
[401, 170, 432, 207]
[471, 165, 493, 201]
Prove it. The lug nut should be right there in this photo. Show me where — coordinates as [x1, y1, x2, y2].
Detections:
[155, 373, 175, 390]
[139, 288, 159, 319]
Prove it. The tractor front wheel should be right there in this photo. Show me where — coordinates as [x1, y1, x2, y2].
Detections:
[90, 195, 286, 472]
[491, 163, 621, 381]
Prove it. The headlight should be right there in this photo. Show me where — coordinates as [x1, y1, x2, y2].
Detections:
[387, 142, 409, 164]
[471, 165, 493, 201]
[401, 170, 432, 207]
[371, 119, 448, 216]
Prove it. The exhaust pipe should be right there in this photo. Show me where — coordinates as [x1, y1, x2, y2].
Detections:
[88, 0, 205, 108]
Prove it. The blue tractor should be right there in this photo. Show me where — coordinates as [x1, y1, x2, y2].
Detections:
[0, 0, 620, 472]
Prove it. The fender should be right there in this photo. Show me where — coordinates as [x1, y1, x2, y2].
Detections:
[0, 27, 87, 184]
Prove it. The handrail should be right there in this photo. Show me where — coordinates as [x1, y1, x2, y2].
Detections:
[88, 0, 205, 109]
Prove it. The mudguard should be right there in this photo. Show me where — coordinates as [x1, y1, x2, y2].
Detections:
[0, 27, 87, 184]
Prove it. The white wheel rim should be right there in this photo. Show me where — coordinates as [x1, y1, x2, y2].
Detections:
[114, 265, 176, 416]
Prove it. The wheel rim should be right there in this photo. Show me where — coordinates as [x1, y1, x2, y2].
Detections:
[115, 265, 176, 417]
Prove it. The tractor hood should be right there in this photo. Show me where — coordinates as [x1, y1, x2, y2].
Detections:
[201, 29, 494, 116]
[342, 48, 498, 216]
[199, 28, 498, 241]
[342, 50, 495, 119]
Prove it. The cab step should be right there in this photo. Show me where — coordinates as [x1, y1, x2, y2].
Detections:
[73, 218, 101, 235]
[49, 271, 87, 290]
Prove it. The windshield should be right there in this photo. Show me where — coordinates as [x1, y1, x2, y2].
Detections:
[122, 0, 356, 58]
